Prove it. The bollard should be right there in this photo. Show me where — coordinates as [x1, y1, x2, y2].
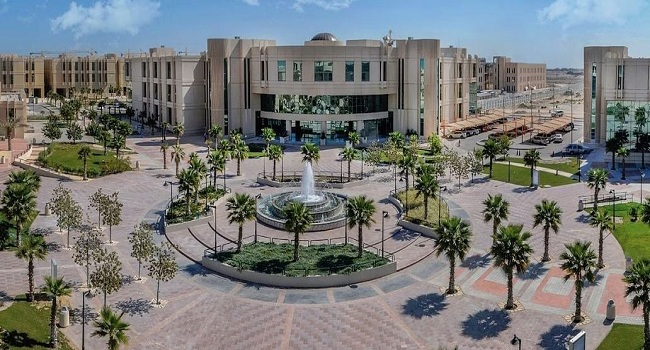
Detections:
[606, 299, 616, 321]
[135, 160, 140, 170]
[45, 204, 52, 216]
[59, 306, 70, 327]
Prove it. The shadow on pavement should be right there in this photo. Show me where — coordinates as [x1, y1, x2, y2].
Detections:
[461, 308, 511, 340]
[115, 297, 153, 317]
[519, 261, 549, 280]
[461, 254, 492, 270]
[182, 264, 210, 277]
[537, 324, 579, 350]
[69, 306, 99, 325]
[402, 293, 448, 319]
[390, 229, 419, 242]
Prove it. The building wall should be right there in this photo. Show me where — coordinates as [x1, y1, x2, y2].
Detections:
[0, 91, 27, 139]
[0, 56, 45, 98]
[44, 54, 122, 98]
[486, 56, 546, 92]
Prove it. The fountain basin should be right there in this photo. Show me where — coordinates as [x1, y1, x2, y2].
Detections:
[256, 191, 347, 232]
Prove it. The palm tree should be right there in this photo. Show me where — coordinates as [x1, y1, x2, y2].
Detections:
[267, 144, 283, 181]
[606, 137, 620, 170]
[398, 153, 416, 190]
[643, 198, 650, 225]
[15, 234, 47, 302]
[624, 259, 650, 350]
[533, 199, 562, 262]
[435, 216, 472, 294]
[173, 123, 185, 145]
[78, 145, 92, 180]
[5, 169, 41, 193]
[524, 149, 541, 187]
[1, 183, 36, 246]
[98, 130, 112, 156]
[282, 201, 313, 262]
[589, 210, 613, 268]
[635, 107, 648, 141]
[346, 195, 376, 257]
[42, 276, 72, 348]
[300, 142, 320, 164]
[226, 193, 256, 252]
[482, 139, 501, 178]
[1, 108, 19, 151]
[491, 224, 533, 310]
[348, 131, 361, 147]
[340, 147, 356, 182]
[171, 145, 185, 177]
[230, 133, 249, 176]
[207, 150, 226, 188]
[587, 168, 609, 212]
[415, 167, 438, 220]
[92, 307, 130, 350]
[482, 194, 509, 243]
[637, 132, 650, 169]
[208, 124, 222, 145]
[188, 155, 208, 204]
[160, 141, 169, 170]
[110, 134, 126, 158]
[177, 169, 195, 216]
[560, 241, 597, 323]
[261, 127, 276, 177]
[617, 147, 629, 180]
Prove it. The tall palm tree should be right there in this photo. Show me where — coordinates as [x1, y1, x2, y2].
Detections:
[188, 155, 208, 204]
[435, 216, 472, 294]
[482, 139, 501, 178]
[4, 169, 41, 193]
[267, 144, 283, 181]
[300, 142, 320, 164]
[177, 169, 195, 216]
[111, 134, 126, 158]
[606, 137, 620, 170]
[482, 194, 509, 243]
[42, 276, 72, 348]
[587, 168, 609, 212]
[15, 234, 47, 302]
[1, 183, 37, 246]
[207, 150, 226, 188]
[282, 201, 313, 262]
[208, 124, 222, 145]
[491, 224, 533, 310]
[226, 193, 256, 252]
[160, 141, 169, 170]
[340, 147, 356, 182]
[261, 127, 276, 177]
[637, 132, 650, 169]
[635, 107, 648, 142]
[398, 153, 416, 190]
[624, 258, 650, 350]
[230, 134, 249, 176]
[171, 145, 185, 177]
[524, 149, 541, 187]
[415, 167, 439, 220]
[560, 241, 597, 323]
[92, 307, 130, 350]
[78, 145, 92, 180]
[173, 123, 184, 145]
[589, 210, 613, 268]
[533, 199, 562, 262]
[346, 195, 376, 257]
[617, 147, 629, 180]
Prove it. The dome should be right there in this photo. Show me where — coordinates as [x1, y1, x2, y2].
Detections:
[311, 33, 338, 41]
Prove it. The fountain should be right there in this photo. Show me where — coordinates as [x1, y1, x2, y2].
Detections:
[256, 162, 347, 231]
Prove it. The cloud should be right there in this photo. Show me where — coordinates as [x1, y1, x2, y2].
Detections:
[292, 0, 356, 11]
[538, 0, 646, 27]
[240, 0, 260, 5]
[51, 0, 160, 39]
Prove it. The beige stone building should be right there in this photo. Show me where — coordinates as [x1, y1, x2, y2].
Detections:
[44, 53, 125, 98]
[0, 88, 27, 141]
[0, 55, 45, 98]
[484, 56, 546, 92]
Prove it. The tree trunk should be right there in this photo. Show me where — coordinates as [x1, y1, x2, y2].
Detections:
[103, 291, 107, 309]
[103, 140, 107, 156]
[109, 225, 112, 244]
[137, 260, 142, 280]
[593, 188, 600, 213]
[50, 297, 58, 347]
[447, 256, 455, 294]
[622, 158, 627, 180]
[185, 190, 191, 216]
[7, 128, 12, 151]
[28, 259, 34, 302]
[644, 306, 650, 350]
[16, 222, 22, 247]
[237, 225, 243, 252]
[530, 165, 534, 187]
[237, 159, 241, 176]
[598, 228, 605, 268]
[163, 150, 167, 169]
[67, 227, 70, 248]
[357, 227, 363, 258]
[83, 158, 88, 180]
[489, 157, 494, 178]
[156, 280, 160, 304]
[611, 152, 616, 170]
[347, 161, 351, 182]
[574, 281, 583, 323]
[272, 160, 277, 181]
[424, 197, 429, 220]
[175, 160, 179, 177]
[293, 231, 299, 262]
[542, 228, 550, 262]
[506, 269, 514, 309]
[492, 221, 498, 244]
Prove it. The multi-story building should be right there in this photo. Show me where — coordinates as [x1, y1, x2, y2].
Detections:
[0, 88, 27, 141]
[0, 55, 45, 98]
[44, 53, 125, 98]
[126, 47, 207, 134]
[484, 56, 546, 93]
[205, 33, 479, 141]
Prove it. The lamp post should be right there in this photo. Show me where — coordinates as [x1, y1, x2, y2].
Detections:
[400, 177, 409, 217]
[576, 154, 581, 182]
[209, 204, 218, 255]
[610, 189, 616, 231]
[438, 186, 447, 224]
[340, 156, 343, 183]
[381, 211, 388, 258]
[507, 155, 511, 183]
[361, 149, 365, 179]
[254, 194, 262, 243]
[163, 181, 174, 205]
[642, 172, 646, 204]
[569, 89, 574, 144]
[81, 290, 90, 349]
[281, 150, 284, 183]
[393, 163, 397, 193]
[344, 197, 349, 244]
[204, 173, 210, 211]
[511, 334, 522, 350]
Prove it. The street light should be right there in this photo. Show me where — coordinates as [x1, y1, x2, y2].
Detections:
[163, 181, 174, 205]
[610, 189, 616, 231]
[510, 334, 522, 350]
[569, 89, 574, 144]
[507, 155, 511, 183]
[438, 186, 447, 223]
[254, 194, 262, 243]
[81, 290, 90, 349]
[344, 197, 349, 244]
[361, 149, 365, 179]
[381, 211, 388, 258]
[209, 204, 218, 255]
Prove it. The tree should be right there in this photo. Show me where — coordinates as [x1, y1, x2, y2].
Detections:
[98, 130, 112, 156]
[89, 188, 110, 229]
[282, 201, 313, 262]
[617, 147, 629, 180]
[482, 194, 509, 243]
[72, 225, 103, 288]
[346, 195, 376, 257]
[624, 258, 650, 350]
[91, 248, 123, 308]
[466, 150, 483, 183]
[498, 135, 511, 160]
[86, 120, 101, 143]
[42, 276, 72, 348]
[102, 192, 123, 244]
[147, 241, 178, 305]
[533, 199, 562, 262]
[226, 193, 256, 252]
[388, 131, 405, 148]
[128, 222, 155, 281]
[261, 127, 276, 177]
[188, 155, 208, 205]
[1, 183, 36, 246]
[110, 134, 126, 158]
[208, 124, 222, 145]
[491, 224, 533, 309]
[42, 119, 62, 143]
[66, 123, 83, 143]
[448, 151, 469, 189]
[15, 234, 47, 302]
[587, 168, 609, 212]
[348, 131, 361, 147]
[49, 185, 83, 248]
[428, 133, 443, 155]
[207, 149, 226, 188]
[267, 144, 283, 181]
[300, 142, 320, 164]
[398, 153, 416, 191]
[92, 307, 130, 350]
[560, 241, 597, 323]
[177, 168, 197, 216]
[524, 149, 541, 187]
[5, 169, 41, 193]
[589, 210, 613, 268]
[173, 123, 185, 145]
[230, 133, 249, 176]
[340, 147, 356, 182]
[606, 137, 620, 170]
[365, 141, 382, 174]
[435, 216, 471, 294]
[637, 132, 650, 169]
[77, 145, 92, 180]
[1, 107, 20, 151]
[643, 199, 650, 226]
[482, 139, 500, 178]
[171, 145, 185, 177]
[414, 165, 438, 220]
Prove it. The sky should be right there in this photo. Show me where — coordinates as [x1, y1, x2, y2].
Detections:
[1, 0, 650, 68]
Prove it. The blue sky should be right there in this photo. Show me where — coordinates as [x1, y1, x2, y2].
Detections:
[1, 0, 650, 68]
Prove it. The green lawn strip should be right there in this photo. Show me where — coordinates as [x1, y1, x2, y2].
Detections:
[165, 187, 225, 224]
[507, 156, 579, 174]
[596, 323, 644, 350]
[215, 242, 389, 277]
[0, 301, 73, 350]
[482, 163, 577, 187]
[37, 142, 130, 178]
[596, 202, 650, 262]
[395, 189, 448, 228]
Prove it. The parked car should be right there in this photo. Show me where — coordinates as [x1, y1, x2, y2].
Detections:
[531, 135, 550, 145]
[551, 134, 563, 143]
[564, 143, 591, 155]
[449, 132, 467, 139]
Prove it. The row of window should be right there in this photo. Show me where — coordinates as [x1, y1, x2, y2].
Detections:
[142, 82, 174, 102]
[506, 67, 544, 74]
[271, 60, 372, 82]
[1, 61, 37, 72]
[62, 61, 109, 72]
[261, 94, 388, 114]
[140, 61, 174, 79]
[62, 73, 109, 83]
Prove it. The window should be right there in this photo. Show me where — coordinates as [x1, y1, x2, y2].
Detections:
[617, 65, 624, 90]
[142, 62, 146, 77]
[458, 83, 463, 98]
[154, 83, 158, 99]
[472, 63, 477, 78]
[345, 61, 354, 82]
[153, 62, 158, 78]
[75, 73, 78, 82]
[31, 74, 34, 83]
[260, 61, 265, 81]
[314, 61, 333, 81]
[31, 61, 34, 71]
[125, 62, 130, 77]
[142, 82, 147, 97]
[277, 60, 286, 81]
[361, 61, 370, 82]
[92, 62, 96, 70]
[25, 62, 28, 70]
[92, 74, 95, 82]
[167, 84, 172, 102]
[75, 62, 79, 70]
[458, 63, 462, 78]
[382, 61, 387, 82]
[167, 62, 171, 79]
[293, 61, 302, 81]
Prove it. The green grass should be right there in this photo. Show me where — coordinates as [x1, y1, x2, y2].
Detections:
[596, 202, 650, 262]
[507, 156, 580, 174]
[37, 142, 130, 178]
[215, 242, 389, 277]
[597, 323, 644, 350]
[0, 301, 73, 350]
[166, 187, 225, 224]
[482, 163, 577, 187]
[396, 189, 448, 228]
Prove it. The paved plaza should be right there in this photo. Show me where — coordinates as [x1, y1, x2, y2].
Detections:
[0, 129, 644, 349]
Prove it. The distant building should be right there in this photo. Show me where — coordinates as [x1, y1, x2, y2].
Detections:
[44, 53, 125, 98]
[0, 55, 45, 98]
[483, 56, 547, 93]
[0, 88, 27, 141]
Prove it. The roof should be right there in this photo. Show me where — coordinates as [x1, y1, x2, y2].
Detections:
[311, 33, 338, 41]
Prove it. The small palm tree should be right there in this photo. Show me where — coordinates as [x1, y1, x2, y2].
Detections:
[346, 195, 376, 257]
[587, 168, 609, 212]
[171, 145, 185, 177]
[188, 155, 208, 204]
[15, 234, 47, 302]
[524, 149, 541, 187]
[208, 124, 222, 145]
[5, 169, 41, 193]
[340, 147, 356, 182]
[617, 147, 629, 180]
[482, 139, 501, 178]
[560, 241, 597, 323]
[642, 198, 650, 225]
[267, 144, 283, 181]
[78, 145, 92, 180]
[414, 168, 439, 220]
[42, 276, 72, 348]
[624, 258, 650, 350]
[491, 224, 533, 309]
[207, 150, 226, 188]
[435, 216, 472, 294]
[533, 199, 562, 262]
[230, 133, 249, 176]
[92, 307, 130, 350]
[638, 132, 650, 170]
[283, 201, 313, 262]
[261, 127, 276, 177]
[173, 123, 185, 145]
[398, 153, 417, 191]
[589, 210, 613, 268]
[226, 193, 256, 252]
[177, 169, 196, 216]
[482, 193, 509, 243]
[160, 141, 169, 170]
[1, 183, 37, 246]
[301, 142, 320, 164]
[606, 137, 621, 170]
[348, 131, 361, 147]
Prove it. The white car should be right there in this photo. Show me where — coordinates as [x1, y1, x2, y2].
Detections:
[448, 132, 467, 139]
[551, 134, 563, 143]
[564, 144, 591, 155]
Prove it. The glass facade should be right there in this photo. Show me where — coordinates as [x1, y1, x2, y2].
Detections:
[605, 100, 650, 148]
[314, 61, 333, 81]
[278, 60, 286, 81]
[261, 94, 388, 115]
[345, 61, 354, 82]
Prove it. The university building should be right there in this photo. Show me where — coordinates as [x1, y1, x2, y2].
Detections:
[44, 53, 126, 98]
[482, 56, 547, 93]
[0, 55, 45, 98]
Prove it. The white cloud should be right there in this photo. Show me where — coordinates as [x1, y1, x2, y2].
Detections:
[51, 0, 160, 39]
[292, 0, 356, 12]
[538, 0, 646, 27]
[241, 0, 260, 5]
